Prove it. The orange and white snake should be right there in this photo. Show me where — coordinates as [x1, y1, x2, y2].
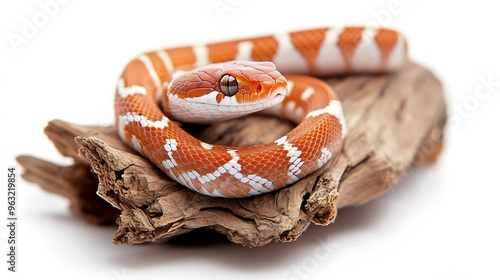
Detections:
[115, 27, 408, 197]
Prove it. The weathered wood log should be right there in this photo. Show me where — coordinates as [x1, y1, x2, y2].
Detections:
[17, 62, 446, 247]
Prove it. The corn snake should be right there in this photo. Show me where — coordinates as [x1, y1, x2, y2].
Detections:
[115, 26, 408, 197]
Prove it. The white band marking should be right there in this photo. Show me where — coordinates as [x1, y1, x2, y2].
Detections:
[351, 27, 382, 71]
[273, 32, 309, 74]
[315, 27, 346, 75]
[317, 147, 333, 169]
[117, 78, 147, 97]
[200, 142, 213, 150]
[137, 55, 163, 99]
[274, 136, 304, 184]
[156, 50, 174, 73]
[235, 41, 254, 61]
[193, 45, 209, 66]
[300, 86, 315, 101]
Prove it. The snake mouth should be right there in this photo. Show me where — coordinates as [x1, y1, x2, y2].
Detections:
[268, 84, 287, 106]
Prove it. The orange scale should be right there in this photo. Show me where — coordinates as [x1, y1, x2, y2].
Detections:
[120, 60, 150, 87]
[260, 167, 279, 178]
[144, 142, 157, 151]
[234, 186, 249, 197]
[197, 149, 212, 158]
[221, 188, 236, 197]
[207, 41, 239, 63]
[217, 176, 227, 183]
[274, 179, 286, 188]
[259, 156, 277, 166]
[374, 29, 399, 68]
[200, 158, 214, 166]
[204, 182, 215, 194]
[263, 174, 276, 184]
[250, 36, 279, 62]
[190, 153, 201, 161]
[255, 162, 267, 170]
[191, 179, 203, 191]
[194, 162, 212, 172]
[165, 47, 196, 68]
[336, 27, 364, 71]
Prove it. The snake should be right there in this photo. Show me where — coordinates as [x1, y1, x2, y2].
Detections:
[114, 26, 408, 198]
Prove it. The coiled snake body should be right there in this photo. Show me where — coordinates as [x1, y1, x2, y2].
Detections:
[115, 27, 407, 197]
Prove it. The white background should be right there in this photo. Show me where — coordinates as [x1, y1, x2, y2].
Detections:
[1, 1, 499, 279]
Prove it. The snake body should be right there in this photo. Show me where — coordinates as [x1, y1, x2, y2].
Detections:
[115, 27, 408, 197]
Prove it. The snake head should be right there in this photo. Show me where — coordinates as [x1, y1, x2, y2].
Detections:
[166, 61, 287, 123]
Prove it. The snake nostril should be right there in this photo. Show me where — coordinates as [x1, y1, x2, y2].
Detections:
[256, 83, 262, 93]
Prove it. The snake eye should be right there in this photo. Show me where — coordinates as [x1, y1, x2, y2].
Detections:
[219, 74, 238, 96]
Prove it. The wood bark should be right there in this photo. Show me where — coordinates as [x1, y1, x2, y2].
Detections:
[17, 62, 446, 247]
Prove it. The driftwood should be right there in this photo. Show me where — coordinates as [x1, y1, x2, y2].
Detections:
[17, 62, 446, 247]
